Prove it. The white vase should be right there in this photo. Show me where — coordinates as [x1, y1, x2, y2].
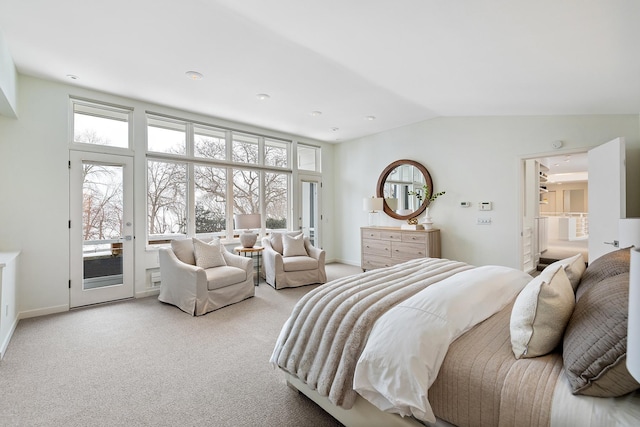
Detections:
[422, 207, 434, 229]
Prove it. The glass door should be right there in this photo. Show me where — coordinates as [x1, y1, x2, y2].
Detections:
[69, 151, 134, 308]
[299, 177, 321, 247]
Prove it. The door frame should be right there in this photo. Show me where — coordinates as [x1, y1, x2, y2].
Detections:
[69, 150, 135, 308]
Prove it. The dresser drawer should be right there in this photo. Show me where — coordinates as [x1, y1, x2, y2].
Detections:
[362, 229, 381, 239]
[392, 242, 427, 260]
[379, 231, 402, 241]
[401, 232, 427, 243]
[362, 239, 390, 256]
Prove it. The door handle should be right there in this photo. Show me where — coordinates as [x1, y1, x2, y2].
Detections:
[604, 240, 619, 247]
[123, 235, 133, 241]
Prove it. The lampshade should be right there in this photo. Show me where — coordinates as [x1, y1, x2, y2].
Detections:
[628, 247, 640, 381]
[234, 213, 261, 230]
[363, 197, 384, 212]
[619, 218, 640, 248]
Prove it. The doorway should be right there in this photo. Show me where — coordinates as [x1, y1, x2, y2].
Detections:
[69, 151, 134, 308]
[521, 152, 589, 272]
[299, 177, 321, 247]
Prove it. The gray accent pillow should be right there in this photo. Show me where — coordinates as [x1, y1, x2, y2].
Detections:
[563, 272, 640, 397]
[576, 247, 631, 301]
[171, 239, 195, 265]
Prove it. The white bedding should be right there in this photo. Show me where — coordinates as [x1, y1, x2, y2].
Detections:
[353, 265, 531, 424]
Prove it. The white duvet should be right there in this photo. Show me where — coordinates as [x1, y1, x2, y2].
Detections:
[353, 265, 531, 424]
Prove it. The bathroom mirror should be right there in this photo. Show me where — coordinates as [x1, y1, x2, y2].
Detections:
[376, 159, 433, 221]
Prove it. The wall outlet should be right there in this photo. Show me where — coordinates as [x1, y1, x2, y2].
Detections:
[477, 217, 492, 225]
[479, 202, 492, 211]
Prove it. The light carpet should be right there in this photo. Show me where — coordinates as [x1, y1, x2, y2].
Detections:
[0, 263, 362, 426]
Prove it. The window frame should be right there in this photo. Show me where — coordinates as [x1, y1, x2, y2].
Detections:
[145, 113, 295, 246]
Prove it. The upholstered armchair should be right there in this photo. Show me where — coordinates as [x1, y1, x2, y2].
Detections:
[158, 238, 254, 315]
[262, 231, 327, 289]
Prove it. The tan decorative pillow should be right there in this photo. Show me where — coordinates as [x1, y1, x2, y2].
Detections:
[192, 237, 226, 269]
[269, 231, 302, 255]
[510, 265, 575, 359]
[282, 233, 308, 257]
[171, 239, 195, 265]
[544, 253, 586, 291]
[563, 272, 640, 397]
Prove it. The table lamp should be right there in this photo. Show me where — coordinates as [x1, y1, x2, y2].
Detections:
[234, 214, 261, 248]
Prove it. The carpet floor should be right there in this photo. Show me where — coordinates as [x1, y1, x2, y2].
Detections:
[0, 263, 362, 427]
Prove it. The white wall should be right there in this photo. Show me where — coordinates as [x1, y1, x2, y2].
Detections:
[0, 75, 334, 317]
[333, 116, 640, 268]
[0, 29, 17, 118]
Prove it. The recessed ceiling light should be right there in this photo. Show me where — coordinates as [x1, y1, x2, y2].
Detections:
[365, 115, 376, 121]
[66, 74, 79, 80]
[256, 93, 271, 100]
[185, 71, 204, 80]
[310, 111, 322, 117]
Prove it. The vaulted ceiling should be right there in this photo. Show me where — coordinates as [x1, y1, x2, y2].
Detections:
[1, 1, 638, 142]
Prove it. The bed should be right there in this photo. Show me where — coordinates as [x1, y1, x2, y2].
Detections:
[270, 250, 640, 426]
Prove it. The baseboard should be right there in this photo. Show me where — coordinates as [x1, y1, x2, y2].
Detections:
[330, 258, 360, 267]
[0, 316, 19, 360]
[19, 304, 69, 320]
[136, 287, 160, 298]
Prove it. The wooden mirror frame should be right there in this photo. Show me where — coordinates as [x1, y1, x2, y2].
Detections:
[376, 159, 433, 221]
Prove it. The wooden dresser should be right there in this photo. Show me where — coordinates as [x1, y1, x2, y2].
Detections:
[361, 226, 441, 271]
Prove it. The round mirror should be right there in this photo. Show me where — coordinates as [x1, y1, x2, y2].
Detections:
[376, 159, 433, 221]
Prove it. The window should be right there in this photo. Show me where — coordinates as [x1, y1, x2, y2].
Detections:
[232, 133, 259, 164]
[194, 164, 227, 236]
[298, 144, 321, 172]
[147, 160, 187, 239]
[265, 139, 288, 168]
[147, 117, 187, 155]
[265, 172, 288, 230]
[146, 115, 298, 244]
[194, 125, 226, 160]
[73, 100, 131, 149]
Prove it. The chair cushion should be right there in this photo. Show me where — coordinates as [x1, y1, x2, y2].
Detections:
[193, 237, 227, 269]
[283, 233, 308, 257]
[204, 266, 247, 290]
[283, 256, 318, 272]
[270, 231, 303, 255]
[171, 239, 195, 265]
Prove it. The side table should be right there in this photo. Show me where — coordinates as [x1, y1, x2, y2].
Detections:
[234, 246, 264, 286]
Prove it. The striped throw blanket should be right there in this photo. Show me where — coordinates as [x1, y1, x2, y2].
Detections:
[270, 258, 474, 409]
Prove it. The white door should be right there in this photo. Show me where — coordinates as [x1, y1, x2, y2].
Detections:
[588, 137, 626, 262]
[69, 151, 134, 308]
[299, 177, 321, 247]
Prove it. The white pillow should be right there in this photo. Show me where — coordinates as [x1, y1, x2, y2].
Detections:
[282, 233, 308, 257]
[543, 253, 586, 291]
[269, 231, 303, 255]
[192, 237, 227, 269]
[510, 264, 575, 359]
